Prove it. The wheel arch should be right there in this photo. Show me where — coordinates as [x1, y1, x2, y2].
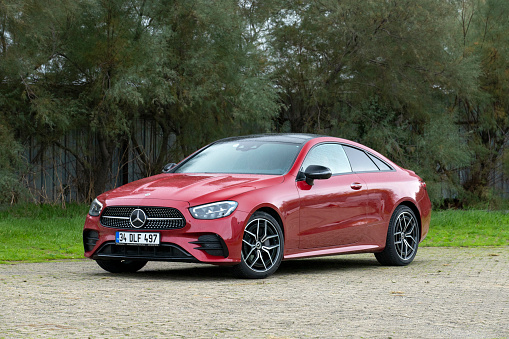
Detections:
[255, 206, 285, 240]
[397, 201, 422, 242]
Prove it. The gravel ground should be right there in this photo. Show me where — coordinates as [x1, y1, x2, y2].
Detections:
[0, 247, 508, 339]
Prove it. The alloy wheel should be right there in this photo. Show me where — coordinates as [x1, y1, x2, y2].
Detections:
[241, 218, 282, 273]
[394, 211, 419, 261]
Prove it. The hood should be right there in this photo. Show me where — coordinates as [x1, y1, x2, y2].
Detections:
[102, 173, 284, 206]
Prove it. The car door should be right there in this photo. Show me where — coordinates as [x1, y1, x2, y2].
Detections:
[297, 143, 371, 249]
[342, 145, 390, 244]
[343, 145, 388, 224]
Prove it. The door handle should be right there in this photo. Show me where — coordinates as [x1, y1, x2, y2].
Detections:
[350, 182, 362, 190]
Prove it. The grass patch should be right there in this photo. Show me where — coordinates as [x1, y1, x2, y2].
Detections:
[422, 209, 509, 247]
[0, 203, 88, 263]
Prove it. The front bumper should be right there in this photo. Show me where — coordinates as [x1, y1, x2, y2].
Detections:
[83, 200, 249, 265]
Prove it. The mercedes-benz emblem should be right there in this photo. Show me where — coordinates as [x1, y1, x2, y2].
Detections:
[130, 208, 147, 228]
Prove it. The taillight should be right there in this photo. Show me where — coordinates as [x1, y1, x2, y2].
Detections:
[420, 180, 427, 189]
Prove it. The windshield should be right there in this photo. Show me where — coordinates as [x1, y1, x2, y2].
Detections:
[174, 140, 302, 175]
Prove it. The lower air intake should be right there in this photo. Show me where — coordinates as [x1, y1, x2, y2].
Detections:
[93, 242, 197, 262]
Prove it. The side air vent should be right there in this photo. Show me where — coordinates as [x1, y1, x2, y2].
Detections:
[190, 234, 229, 258]
[83, 230, 99, 252]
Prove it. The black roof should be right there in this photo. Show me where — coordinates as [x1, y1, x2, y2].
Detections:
[216, 133, 326, 145]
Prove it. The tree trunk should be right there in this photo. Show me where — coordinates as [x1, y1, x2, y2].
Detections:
[93, 132, 114, 199]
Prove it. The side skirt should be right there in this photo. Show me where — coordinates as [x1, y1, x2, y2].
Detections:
[283, 244, 380, 260]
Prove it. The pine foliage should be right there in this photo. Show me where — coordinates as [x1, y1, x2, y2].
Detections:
[0, 0, 508, 206]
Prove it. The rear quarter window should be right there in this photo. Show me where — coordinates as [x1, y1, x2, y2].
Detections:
[343, 146, 379, 172]
[367, 153, 392, 171]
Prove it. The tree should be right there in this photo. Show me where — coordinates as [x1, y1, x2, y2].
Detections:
[455, 0, 509, 204]
[246, 0, 477, 204]
[0, 118, 27, 203]
[130, 0, 279, 176]
[0, 0, 279, 201]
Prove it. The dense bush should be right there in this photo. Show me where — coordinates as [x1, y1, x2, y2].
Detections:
[0, 121, 28, 203]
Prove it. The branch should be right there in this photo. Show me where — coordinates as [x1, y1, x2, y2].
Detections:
[56, 52, 87, 76]
[130, 132, 150, 171]
[19, 74, 37, 101]
[54, 140, 90, 171]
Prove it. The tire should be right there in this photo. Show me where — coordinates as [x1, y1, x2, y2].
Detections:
[375, 205, 419, 266]
[95, 259, 148, 273]
[232, 211, 284, 279]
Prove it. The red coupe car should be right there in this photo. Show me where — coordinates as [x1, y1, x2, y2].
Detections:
[83, 134, 431, 278]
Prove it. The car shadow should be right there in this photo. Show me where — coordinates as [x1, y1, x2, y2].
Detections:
[90, 264, 232, 281]
[89, 255, 386, 281]
[277, 256, 381, 276]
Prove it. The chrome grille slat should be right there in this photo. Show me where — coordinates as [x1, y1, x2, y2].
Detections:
[146, 217, 183, 220]
[100, 206, 186, 230]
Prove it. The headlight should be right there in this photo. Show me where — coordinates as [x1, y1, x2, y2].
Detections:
[189, 201, 238, 220]
[89, 198, 103, 217]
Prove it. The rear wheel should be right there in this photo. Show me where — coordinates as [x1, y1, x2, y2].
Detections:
[233, 211, 284, 279]
[95, 259, 148, 273]
[375, 205, 419, 266]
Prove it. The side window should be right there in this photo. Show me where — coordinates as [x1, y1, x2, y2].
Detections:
[343, 146, 379, 172]
[368, 153, 392, 171]
[301, 143, 352, 175]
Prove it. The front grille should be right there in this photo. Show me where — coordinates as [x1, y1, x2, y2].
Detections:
[92, 242, 197, 262]
[100, 206, 186, 230]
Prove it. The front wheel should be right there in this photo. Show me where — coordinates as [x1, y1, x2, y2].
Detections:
[233, 211, 284, 279]
[375, 205, 420, 266]
[95, 259, 148, 273]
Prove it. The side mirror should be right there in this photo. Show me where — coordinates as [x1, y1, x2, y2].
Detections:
[162, 163, 177, 173]
[303, 165, 332, 186]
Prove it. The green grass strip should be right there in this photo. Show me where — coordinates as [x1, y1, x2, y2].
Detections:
[422, 209, 509, 247]
[0, 204, 88, 263]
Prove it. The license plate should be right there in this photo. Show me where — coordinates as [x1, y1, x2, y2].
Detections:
[116, 232, 160, 246]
